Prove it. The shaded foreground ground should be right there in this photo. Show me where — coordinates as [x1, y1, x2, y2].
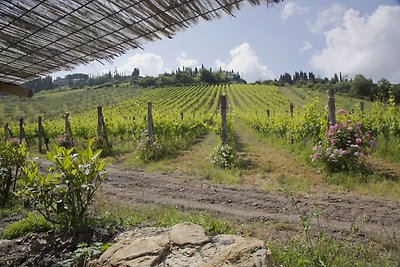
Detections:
[101, 165, 400, 241]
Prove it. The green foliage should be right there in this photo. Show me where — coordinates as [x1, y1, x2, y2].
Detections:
[20, 142, 106, 233]
[208, 144, 238, 169]
[55, 242, 112, 267]
[0, 139, 27, 206]
[135, 137, 165, 163]
[270, 196, 380, 267]
[2, 212, 52, 239]
[350, 74, 375, 97]
[96, 198, 234, 236]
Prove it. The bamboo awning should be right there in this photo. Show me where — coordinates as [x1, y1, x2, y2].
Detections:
[0, 0, 281, 96]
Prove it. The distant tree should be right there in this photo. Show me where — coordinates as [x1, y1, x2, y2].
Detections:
[350, 74, 374, 97]
[279, 73, 292, 84]
[200, 68, 216, 84]
[24, 75, 54, 92]
[132, 68, 140, 79]
[138, 77, 157, 87]
[308, 72, 316, 83]
[331, 73, 339, 84]
[376, 78, 391, 102]
[175, 72, 195, 85]
[391, 83, 400, 104]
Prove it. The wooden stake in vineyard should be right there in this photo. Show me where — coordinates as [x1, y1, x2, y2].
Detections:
[290, 103, 294, 117]
[38, 116, 43, 153]
[4, 123, 9, 142]
[97, 106, 104, 138]
[220, 94, 227, 145]
[327, 89, 336, 126]
[64, 112, 72, 146]
[97, 106, 109, 146]
[360, 101, 364, 114]
[19, 119, 26, 143]
[147, 102, 154, 142]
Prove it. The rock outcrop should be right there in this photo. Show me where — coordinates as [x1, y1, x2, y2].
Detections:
[89, 223, 273, 267]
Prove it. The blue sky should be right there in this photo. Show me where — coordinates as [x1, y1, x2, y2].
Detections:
[55, 0, 400, 83]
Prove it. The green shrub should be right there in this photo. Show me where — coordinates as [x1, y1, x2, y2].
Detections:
[20, 142, 106, 233]
[2, 212, 52, 239]
[208, 144, 238, 169]
[0, 139, 27, 206]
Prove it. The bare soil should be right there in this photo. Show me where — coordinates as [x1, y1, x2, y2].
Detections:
[101, 165, 400, 240]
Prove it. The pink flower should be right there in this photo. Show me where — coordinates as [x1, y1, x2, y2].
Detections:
[331, 139, 337, 144]
[350, 144, 359, 148]
[369, 140, 377, 148]
[355, 121, 361, 129]
[355, 138, 362, 145]
[337, 109, 346, 115]
[313, 145, 321, 151]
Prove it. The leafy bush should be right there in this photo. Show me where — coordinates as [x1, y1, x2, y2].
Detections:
[136, 137, 165, 162]
[311, 119, 376, 173]
[2, 212, 52, 239]
[0, 139, 27, 206]
[209, 144, 238, 169]
[20, 142, 106, 233]
[55, 242, 112, 267]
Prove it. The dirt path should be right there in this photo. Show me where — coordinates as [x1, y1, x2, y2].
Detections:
[101, 166, 400, 240]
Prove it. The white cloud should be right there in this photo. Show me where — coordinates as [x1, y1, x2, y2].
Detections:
[281, 2, 307, 20]
[299, 41, 312, 53]
[311, 5, 400, 83]
[176, 53, 198, 69]
[308, 4, 347, 34]
[117, 53, 164, 76]
[215, 43, 274, 82]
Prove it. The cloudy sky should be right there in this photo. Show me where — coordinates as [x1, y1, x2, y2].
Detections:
[55, 0, 400, 83]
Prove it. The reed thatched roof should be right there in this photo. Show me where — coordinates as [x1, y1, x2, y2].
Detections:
[0, 0, 281, 96]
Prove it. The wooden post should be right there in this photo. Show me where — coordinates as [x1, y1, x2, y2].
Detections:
[327, 90, 336, 125]
[97, 106, 103, 137]
[147, 102, 153, 141]
[38, 116, 43, 153]
[19, 119, 25, 141]
[267, 110, 270, 118]
[220, 95, 227, 145]
[4, 123, 9, 142]
[359, 101, 364, 114]
[65, 113, 70, 135]
[289, 103, 294, 117]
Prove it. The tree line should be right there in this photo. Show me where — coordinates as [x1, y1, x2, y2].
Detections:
[22, 66, 245, 93]
[273, 71, 400, 104]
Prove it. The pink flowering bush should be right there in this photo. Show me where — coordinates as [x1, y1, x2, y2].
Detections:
[311, 119, 376, 173]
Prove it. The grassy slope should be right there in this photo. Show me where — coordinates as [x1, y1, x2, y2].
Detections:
[0, 83, 140, 125]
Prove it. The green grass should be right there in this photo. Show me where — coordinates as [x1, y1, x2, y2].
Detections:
[0, 83, 140, 125]
[2, 212, 52, 239]
[95, 196, 235, 236]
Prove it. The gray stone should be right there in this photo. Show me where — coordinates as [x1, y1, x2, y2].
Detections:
[89, 224, 273, 267]
[169, 223, 210, 246]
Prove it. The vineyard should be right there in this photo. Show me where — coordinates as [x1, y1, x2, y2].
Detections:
[1, 83, 399, 163]
[1, 83, 400, 266]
